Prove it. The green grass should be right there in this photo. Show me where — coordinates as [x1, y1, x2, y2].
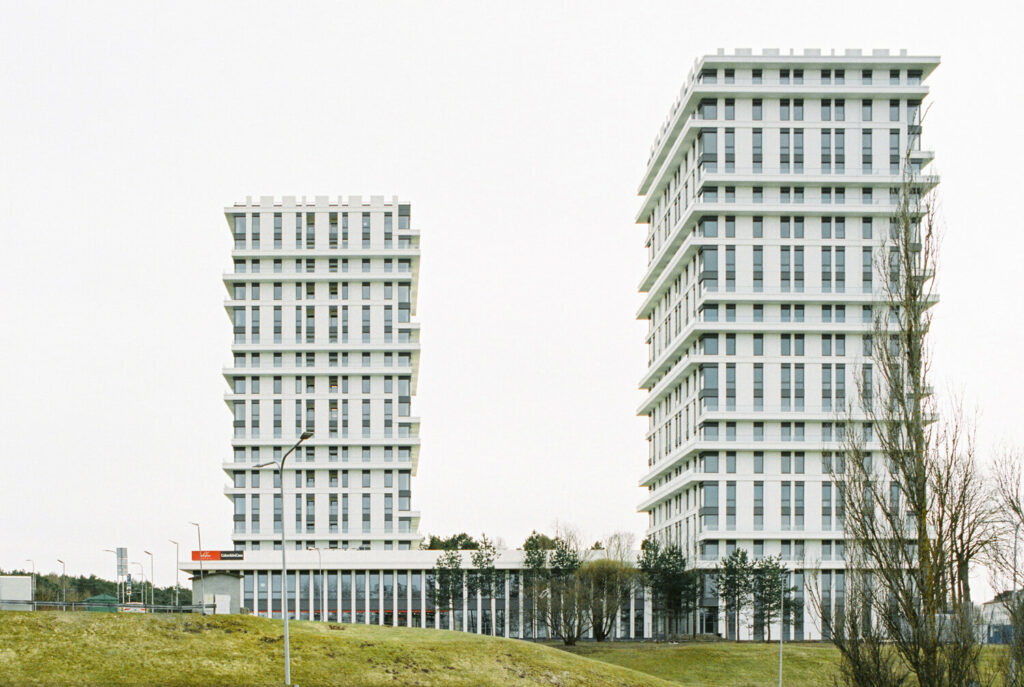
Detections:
[560, 640, 839, 687]
[0, 611, 677, 687]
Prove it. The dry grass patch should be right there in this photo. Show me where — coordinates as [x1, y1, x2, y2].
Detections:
[0, 612, 675, 687]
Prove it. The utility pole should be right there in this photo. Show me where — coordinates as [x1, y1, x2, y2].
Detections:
[57, 559, 66, 610]
[257, 429, 313, 686]
[778, 569, 785, 687]
[1013, 522, 1020, 683]
[144, 551, 155, 607]
[189, 522, 204, 611]
[169, 540, 180, 608]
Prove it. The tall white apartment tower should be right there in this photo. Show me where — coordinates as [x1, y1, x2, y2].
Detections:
[224, 195, 422, 552]
[634, 50, 939, 639]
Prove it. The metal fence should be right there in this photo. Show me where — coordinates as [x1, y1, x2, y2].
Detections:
[7, 600, 214, 614]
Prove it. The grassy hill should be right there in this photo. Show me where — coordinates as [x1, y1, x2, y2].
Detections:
[562, 641, 839, 686]
[0, 612, 677, 687]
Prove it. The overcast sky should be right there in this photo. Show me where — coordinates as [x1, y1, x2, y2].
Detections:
[1, 0, 1021, 593]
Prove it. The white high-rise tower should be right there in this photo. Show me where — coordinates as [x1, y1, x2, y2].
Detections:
[224, 195, 422, 552]
[634, 50, 939, 639]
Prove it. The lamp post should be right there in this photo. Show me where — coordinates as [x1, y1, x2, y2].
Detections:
[56, 559, 66, 610]
[169, 540, 180, 608]
[778, 572, 785, 687]
[308, 547, 324, 621]
[257, 429, 314, 686]
[144, 551, 155, 608]
[189, 522, 204, 612]
[25, 560, 35, 602]
[1008, 520, 1021, 682]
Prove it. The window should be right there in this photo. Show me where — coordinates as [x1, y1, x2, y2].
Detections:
[724, 98, 735, 120]
[890, 129, 900, 174]
[233, 215, 246, 249]
[862, 129, 872, 172]
[752, 99, 762, 121]
[752, 129, 762, 172]
[752, 247, 763, 292]
[753, 363, 763, 410]
[794, 129, 803, 173]
[862, 99, 872, 122]
[724, 129, 735, 172]
[780, 129, 790, 173]
[889, 99, 900, 122]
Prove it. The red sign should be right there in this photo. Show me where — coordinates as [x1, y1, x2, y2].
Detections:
[191, 550, 243, 561]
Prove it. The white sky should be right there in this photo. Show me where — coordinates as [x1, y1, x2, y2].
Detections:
[1, 1, 1021, 595]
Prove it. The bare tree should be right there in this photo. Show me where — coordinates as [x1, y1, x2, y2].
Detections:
[526, 525, 591, 645]
[991, 447, 1024, 686]
[825, 147, 986, 687]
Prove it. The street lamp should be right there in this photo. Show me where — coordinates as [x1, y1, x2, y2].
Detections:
[25, 560, 35, 603]
[308, 547, 324, 621]
[56, 559, 66, 610]
[144, 551, 155, 608]
[189, 522, 204, 611]
[169, 540, 180, 607]
[256, 429, 313, 687]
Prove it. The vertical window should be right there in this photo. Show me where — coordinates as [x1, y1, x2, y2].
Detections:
[793, 129, 803, 173]
[724, 128, 735, 172]
[274, 213, 283, 249]
[821, 129, 831, 173]
[752, 98, 762, 121]
[862, 247, 873, 292]
[752, 128, 762, 172]
[753, 482, 764, 531]
[725, 247, 735, 292]
[752, 247, 763, 292]
[233, 215, 246, 249]
[753, 363, 763, 410]
[862, 129, 872, 172]
[889, 129, 900, 174]
[780, 128, 790, 173]
[835, 128, 845, 173]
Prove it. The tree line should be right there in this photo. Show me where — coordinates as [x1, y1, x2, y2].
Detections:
[1, 568, 191, 605]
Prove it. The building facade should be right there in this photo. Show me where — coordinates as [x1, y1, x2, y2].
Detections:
[224, 195, 422, 552]
[182, 549, 653, 639]
[191, 194, 660, 639]
[634, 49, 939, 640]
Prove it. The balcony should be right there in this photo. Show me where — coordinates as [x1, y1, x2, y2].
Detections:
[641, 75, 933, 195]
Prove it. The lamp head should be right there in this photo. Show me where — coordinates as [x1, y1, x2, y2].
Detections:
[300, 430, 314, 440]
